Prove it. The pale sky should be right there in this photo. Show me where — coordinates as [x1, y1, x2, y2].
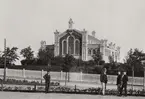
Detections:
[0, 0, 145, 64]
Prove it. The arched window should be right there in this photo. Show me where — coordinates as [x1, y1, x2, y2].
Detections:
[62, 40, 67, 55]
[115, 52, 117, 61]
[93, 49, 96, 54]
[75, 40, 80, 55]
[112, 52, 114, 61]
[68, 36, 74, 54]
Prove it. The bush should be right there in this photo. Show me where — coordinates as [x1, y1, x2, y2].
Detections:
[0, 85, 145, 96]
[0, 78, 60, 86]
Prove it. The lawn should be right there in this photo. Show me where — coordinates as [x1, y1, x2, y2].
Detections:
[0, 92, 144, 99]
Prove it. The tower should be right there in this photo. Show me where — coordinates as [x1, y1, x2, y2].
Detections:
[82, 29, 88, 61]
[54, 30, 59, 56]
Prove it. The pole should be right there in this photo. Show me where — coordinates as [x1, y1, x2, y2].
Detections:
[65, 72, 67, 86]
[131, 66, 134, 92]
[3, 38, 6, 81]
[41, 69, 43, 84]
[144, 68, 145, 92]
[1, 39, 6, 91]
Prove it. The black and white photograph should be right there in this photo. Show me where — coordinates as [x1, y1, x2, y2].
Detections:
[0, 0, 145, 99]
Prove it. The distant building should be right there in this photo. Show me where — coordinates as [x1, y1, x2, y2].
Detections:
[40, 40, 54, 52]
[53, 19, 120, 63]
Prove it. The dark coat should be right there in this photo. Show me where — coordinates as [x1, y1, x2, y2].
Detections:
[122, 75, 128, 85]
[116, 74, 121, 85]
[43, 73, 50, 84]
[100, 73, 108, 83]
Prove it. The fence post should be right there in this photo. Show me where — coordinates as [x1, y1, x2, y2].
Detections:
[5, 68, 8, 79]
[131, 68, 134, 93]
[80, 71, 82, 82]
[22, 68, 25, 80]
[60, 71, 62, 81]
[143, 67, 145, 94]
[41, 70, 43, 84]
[75, 85, 77, 93]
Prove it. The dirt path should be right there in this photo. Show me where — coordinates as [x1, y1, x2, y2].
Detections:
[0, 92, 144, 99]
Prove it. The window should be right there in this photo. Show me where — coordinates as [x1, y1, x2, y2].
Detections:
[93, 49, 96, 54]
[75, 40, 80, 55]
[68, 36, 74, 54]
[62, 40, 67, 55]
[112, 52, 114, 61]
[105, 49, 111, 56]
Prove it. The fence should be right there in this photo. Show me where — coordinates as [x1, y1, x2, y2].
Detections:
[0, 68, 144, 86]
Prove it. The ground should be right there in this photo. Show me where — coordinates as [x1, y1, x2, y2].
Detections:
[0, 92, 144, 99]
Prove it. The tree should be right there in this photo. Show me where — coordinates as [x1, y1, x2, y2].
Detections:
[0, 51, 4, 65]
[63, 54, 75, 71]
[37, 45, 54, 65]
[0, 51, 2, 57]
[108, 55, 117, 70]
[92, 49, 103, 65]
[126, 48, 144, 71]
[125, 48, 145, 91]
[20, 46, 35, 65]
[20, 46, 34, 60]
[51, 56, 64, 66]
[62, 54, 75, 85]
[75, 59, 83, 67]
[2, 47, 19, 65]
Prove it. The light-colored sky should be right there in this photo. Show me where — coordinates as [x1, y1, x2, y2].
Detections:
[0, 0, 145, 64]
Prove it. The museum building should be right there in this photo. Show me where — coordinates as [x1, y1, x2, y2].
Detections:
[52, 19, 120, 63]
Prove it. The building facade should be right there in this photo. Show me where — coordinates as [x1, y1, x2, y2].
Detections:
[54, 19, 120, 63]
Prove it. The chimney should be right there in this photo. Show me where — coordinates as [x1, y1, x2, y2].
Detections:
[103, 39, 108, 47]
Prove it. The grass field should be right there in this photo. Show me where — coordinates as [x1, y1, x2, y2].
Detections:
[0, 92, 144, 99]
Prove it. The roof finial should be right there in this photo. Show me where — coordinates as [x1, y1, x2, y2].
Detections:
[68, 18, 74, 29]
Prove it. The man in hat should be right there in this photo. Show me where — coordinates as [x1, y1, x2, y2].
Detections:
[120, 71, 128, 96]
[116, 71, 122, 96]
[43, 70, 51, 93]
[100, 68, 108, 95]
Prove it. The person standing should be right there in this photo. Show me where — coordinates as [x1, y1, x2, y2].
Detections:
[120, 71, 128, 96]
[43, 71, 51, 93]
[116, 71, 121, 96]
[100, 68, 108, 95]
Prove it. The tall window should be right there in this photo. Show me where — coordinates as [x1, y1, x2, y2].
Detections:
[68, 36, 74, 54]
[93, 49, 96, 54]
[112, 52, 114, 61]
[115, 52, 117, 61]
[63, 40, 67, 55]
[75, 40, 80, 55]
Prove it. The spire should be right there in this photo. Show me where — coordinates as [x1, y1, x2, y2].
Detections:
[68, 18, 74, 29]
[54, 29, 59, 34]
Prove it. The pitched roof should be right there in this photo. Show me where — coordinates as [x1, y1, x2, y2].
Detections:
[45, 44, 54, 50]
[88, 44, 100, 49]
[88, 35, 101, 44]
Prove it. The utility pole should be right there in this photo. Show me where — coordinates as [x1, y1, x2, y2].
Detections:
[141, 60, 145, 93]
[142, 60, 145, 92]
[1, 39, 6, 91]
[132, 66, 134, 92]
[3, 38, 6, 81]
